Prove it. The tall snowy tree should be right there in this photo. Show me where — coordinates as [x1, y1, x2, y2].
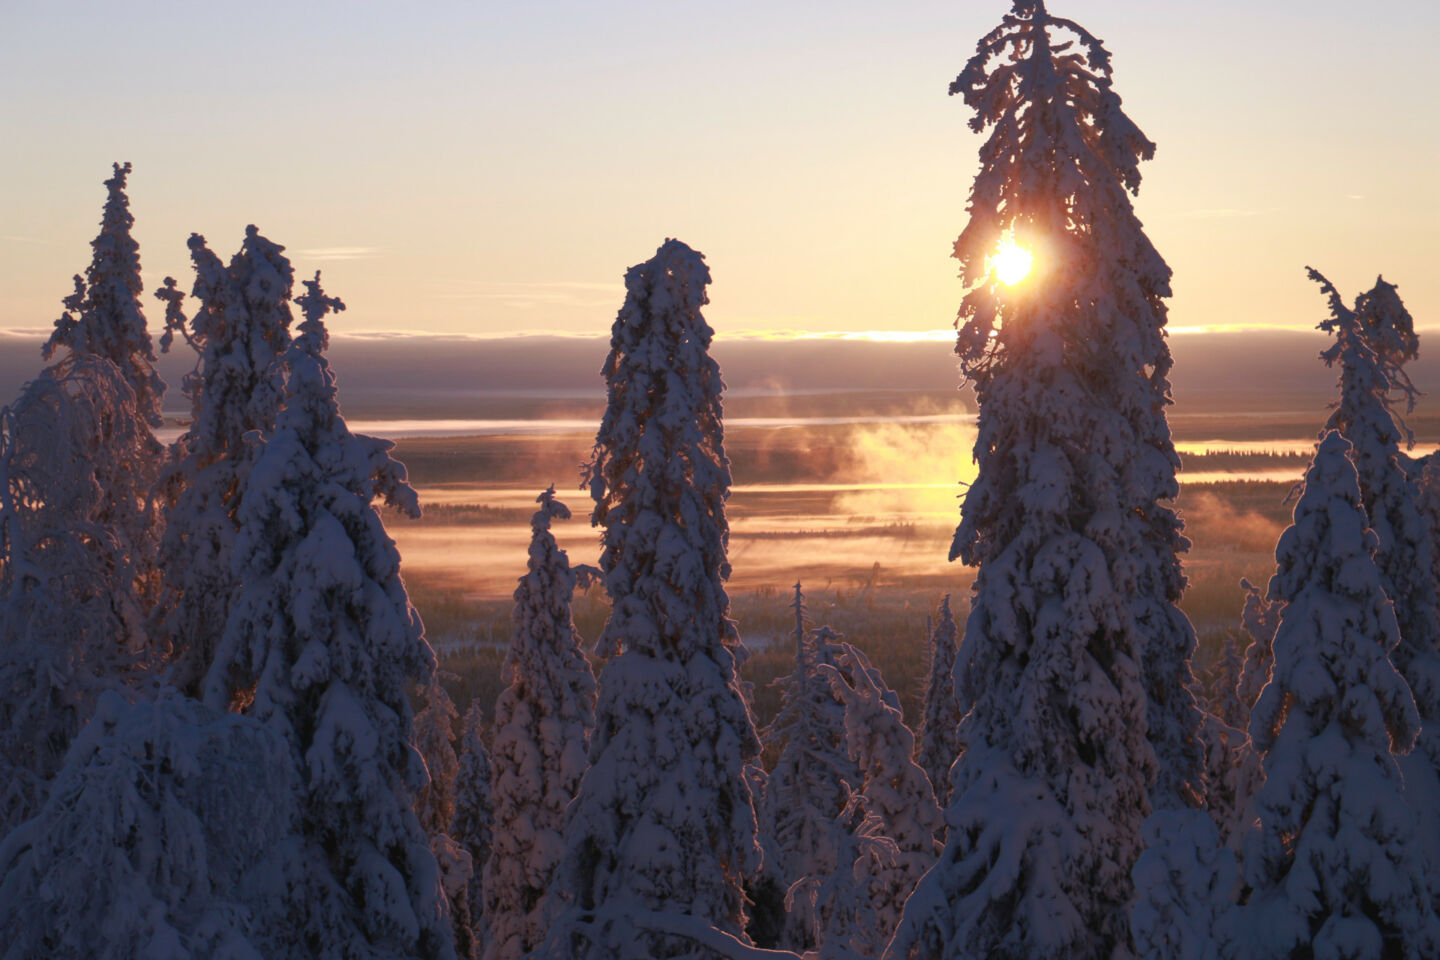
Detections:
[1310, 266, 1440, 909]
[483, 487, 597, 960]
[0, 690, 296, 960]
[0, 168, 166, 801]
[43, 162, 165, 427]
[888, 4, 1199, 957]
[151, 227, 295, 697]
[1314, 269, 1440, 763]
[37, 164, 165, 635]
[201, 273, 454, 959]
[1237, 431, 1438, 959]
[451, 700, 493, 949]
[818, 644, 942, 957]
[0, 359, 158, 830]
[916, 595, 962, 808]
[759, 592, 860, 953]
[543, 239, 762, 960]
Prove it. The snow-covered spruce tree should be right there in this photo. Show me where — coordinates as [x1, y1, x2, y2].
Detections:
[452, 699, 493, 947]
[1205, 635, 1245, 731]
[1196, 636, 1258, 849]
[151, 227, 295, 697]
[43, 162, 165, 428]
[791, 791, 893, 960]
[1314, 268, 1440, 764]
[1237, 431, 1438, 959]
[483, 487, 597, 960]
[760, 590, 860, 953]
[0, 359, 157, 830]
[415, 678, 475, 958]
[202, 274, 453, 960]
[1225, 579, 1280, 855]
[743, 763, 786, 952]
[38, 163, 166, 660]
[818, 643, 941, 957]
[1235, 578, 1280, 710]
[1128, 808, 1236, 960]
[889, 4, 1196, 957]
[916, 594, 962, 808]
[0, 690, 295, 960]
[543, 239, 762, 960]
[416, 677, 462, 838]
[1196, 711, 1256, 854]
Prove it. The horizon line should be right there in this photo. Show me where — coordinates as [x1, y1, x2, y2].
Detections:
[0, 323, 1409, 344]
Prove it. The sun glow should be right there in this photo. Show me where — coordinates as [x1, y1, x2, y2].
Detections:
[990, 235, 1034, 286]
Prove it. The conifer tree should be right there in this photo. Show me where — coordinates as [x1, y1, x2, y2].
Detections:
[1235, 578, 1280, 710]
[1196, 711, 1255, 853]
[43, 162, 165, 427]
[415, 678, 462, 838]
[484, 487, 597, 960]
[1129, 809, 1236, 960]
[545, 239, 762, 960]
[151, 227, 295, 697]
[0, 168, 166, 810]
[759, 587, 857, 953]
[1237, 431, 1438, 958]
[415, 678, 475, 958]
[1314, 269, 1440, 767]
[1197, 637, 1258, 848]
[452, 700, 493, 947]
[792, 792, 892, 960]
[889, 4, 1197, 956]
[36, 164, 165, 619]
[819, 644, 941, 956]
[0, 690, 295, 959]
[202, 274, 453, 959]
[1205, 636, 1245, 731]
[1225, 579, 1280, 855]
[915, 595, 962, 807]
[0, 360, 157, 829]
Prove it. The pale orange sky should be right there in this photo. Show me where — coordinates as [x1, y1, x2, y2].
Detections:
[1, 1, 1435, 341]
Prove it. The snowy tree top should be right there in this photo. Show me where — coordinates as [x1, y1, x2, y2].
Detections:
[534, 484, 571, 527]
[1355, 274, 1420, 372]
[950, 0, 1167, 315]
[165, 226, 296, 465]
[294, 269, 345, 356]
[43, 162, 164, 426]
[1312, 266, 1417, 440]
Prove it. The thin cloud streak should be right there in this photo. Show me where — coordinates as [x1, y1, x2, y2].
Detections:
[296, 247, 383, 261]
[1186, 208, 1267, 219]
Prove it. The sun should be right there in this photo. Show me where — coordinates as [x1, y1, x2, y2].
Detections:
[990, 235, 1034, 286]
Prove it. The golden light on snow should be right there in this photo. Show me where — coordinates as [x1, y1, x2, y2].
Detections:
[990, 235, 1034, 286]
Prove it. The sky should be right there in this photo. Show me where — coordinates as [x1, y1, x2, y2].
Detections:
[1, 0, 1436, 342]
